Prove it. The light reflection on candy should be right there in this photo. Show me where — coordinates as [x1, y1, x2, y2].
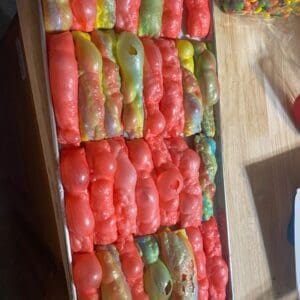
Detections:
[96, 245, 132, 300]
[73, 31, 106, 141]
[117, 32, 145, 139]
[158, 229, 198, 299]
[96, 0, 116, 29]
[136, 235, 173, 300]
[177, 40, 203, 137]
[42, 0, 73, 32]
[91, 30, 123, 137]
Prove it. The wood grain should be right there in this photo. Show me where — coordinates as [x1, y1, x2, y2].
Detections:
[214, 9, 300, 299]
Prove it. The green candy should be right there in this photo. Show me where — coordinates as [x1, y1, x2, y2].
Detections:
[193, 44, 219, 108]
[116, 32, 144, 138]
[195, 134, 218, 183]
[202, 106, 216, 137]
[202, 192, 214, 221]
[234, 1, 245, 10]
[136, 236, 159, 265]
[144, 260, 173, 300]
[138, 0, 164, 37]
[136, 236, 173, 300]
[158, 230, 198, 300]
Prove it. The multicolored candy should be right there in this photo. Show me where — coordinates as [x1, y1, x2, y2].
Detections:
[73, 31, 106, 141]
[136, 235, 173, 300]
[158, 229, 198, 299]
[117, 32, 144, 139]
[96, 0, 116, 29]
[138, 0, 164, 37]
[177, 40, 203, 137]
[91, 30, 123, 137]
[42, 0, 73, 32]
[96, 245, 132, 300]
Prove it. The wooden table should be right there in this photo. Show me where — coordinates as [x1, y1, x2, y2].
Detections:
[214, 9, 300, 299]
[16, 1, 300, 298]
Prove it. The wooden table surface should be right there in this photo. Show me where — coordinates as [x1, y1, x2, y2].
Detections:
[16, 1, 300, 299]
[214, 9, 300, 299]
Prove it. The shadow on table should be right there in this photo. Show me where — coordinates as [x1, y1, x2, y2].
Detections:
[246, 147, 300, 298]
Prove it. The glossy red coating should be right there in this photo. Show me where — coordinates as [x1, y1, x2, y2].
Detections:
[147, 137, 183, 226]
[166, 137, 202, 227]
[201, 217, 229, 300]
[161, 0, 183, 38]
[70, 0, 97, 32]
[86, 141, 118, 245]
[141, 37, 166, 139]
[155, 39, 184, 138]
[293, 95, 300, 128]
[186, 227, 209, 300]
[115, 0, 141, 33]
[116, 235, 149, 299]
[47, 32, 80, 145]
[127, 139, 160, 235]
[73, 252, 102, 300]
[185, 0, 211, 38]
[108, 137, 137, 237]
[60, 148, 90, 195]
[66, 192, 94, 252]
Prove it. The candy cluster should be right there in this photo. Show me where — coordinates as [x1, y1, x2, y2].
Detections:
[48, 31, 220, 144]
[42, 1, 228, 299]
[221, 0, 300, 17]
[42, 0, 211, 38]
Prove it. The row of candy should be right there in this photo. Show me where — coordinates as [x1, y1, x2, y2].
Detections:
[42, 0, 211, 38]
[73, 220, 228, 300]
[221, 0, 299, 17]
[61, 135, 226, 298]
[48, 30, 219, 145]
[60, 136, 219, 250]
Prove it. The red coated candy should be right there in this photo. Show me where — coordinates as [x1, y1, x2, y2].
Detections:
[293, 95, 300, 128]
[127, 139, 160, 235]
[166, 137, 202, 228]
[202, 217, 229, 300]
[206, 256, 229, 300]
[142, 37, 166, 139]
[86, 141, 117, 181]
[70, 0, 96, 32]
[73, 253, 102, 300]
[108, 138, 137, 237]
[186, 227, 209, 300]
[86, 141, 118, 245]
[66, 192, 94, 253]
[185, 0, 211, 38]
[155, 39, 184, 138]
[47, 32, 80, 145]
[60, 148, 89, 194]
[201, 217, 222, 258]
[161, 0, 183, 39]
[116, 236, 149, 300]
[147, 137, 183, 226]
[115, 0, 141, 33]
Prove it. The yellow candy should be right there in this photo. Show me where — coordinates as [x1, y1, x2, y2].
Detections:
[176, 40, 194, 74]
[75, 31, 91, 41]
[255, 6, 262, 12]
[96, 0, 116, 29]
